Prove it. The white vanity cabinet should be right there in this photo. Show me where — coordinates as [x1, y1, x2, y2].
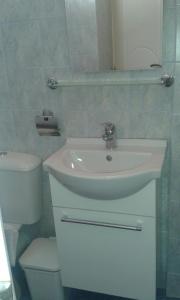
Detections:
[50, 175, 157, 300]
[45, 138, 166, 300]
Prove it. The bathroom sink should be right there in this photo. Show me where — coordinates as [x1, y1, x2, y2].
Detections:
[44, 138, 167, 199]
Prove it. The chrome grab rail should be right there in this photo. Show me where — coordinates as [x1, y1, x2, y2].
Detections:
[61, 216, 142, 232]
[47, 74, 174, 89]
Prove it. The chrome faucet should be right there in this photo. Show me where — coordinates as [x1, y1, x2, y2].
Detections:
[102, 122, 116, 149]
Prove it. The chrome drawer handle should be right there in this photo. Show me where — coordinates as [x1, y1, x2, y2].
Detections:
[61, 216, 142, 231]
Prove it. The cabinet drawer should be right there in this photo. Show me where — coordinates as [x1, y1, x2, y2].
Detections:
[54, 207, 156, 300]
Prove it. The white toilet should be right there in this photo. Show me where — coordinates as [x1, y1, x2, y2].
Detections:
[0, 151, 42, 266]
[0, 151, 42, 299]
[0, 151, 65, 300]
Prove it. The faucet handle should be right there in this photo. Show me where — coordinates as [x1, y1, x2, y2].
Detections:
[101, 122, 116, 139]
[102, 122, 115, 132]
[102, 122, 114, 128]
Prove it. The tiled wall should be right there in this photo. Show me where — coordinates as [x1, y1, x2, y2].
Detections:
[0, 0, 177, 295]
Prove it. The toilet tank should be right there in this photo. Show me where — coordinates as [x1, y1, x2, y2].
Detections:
[0, 152, 42, 224]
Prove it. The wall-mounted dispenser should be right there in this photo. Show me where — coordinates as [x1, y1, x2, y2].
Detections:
[35, 110, 60, 136]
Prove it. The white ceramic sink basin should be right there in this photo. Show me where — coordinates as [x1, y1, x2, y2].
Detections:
[44, 138, 167, 199]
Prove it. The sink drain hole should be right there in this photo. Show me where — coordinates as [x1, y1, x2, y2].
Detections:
[106, 155, 112, 161]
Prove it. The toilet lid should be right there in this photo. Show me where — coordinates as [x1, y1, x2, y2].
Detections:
[19, 238, 60, 272]
[0, 152, 41, 171]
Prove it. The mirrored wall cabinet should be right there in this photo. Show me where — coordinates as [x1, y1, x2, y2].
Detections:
[65, 0, 163, 72]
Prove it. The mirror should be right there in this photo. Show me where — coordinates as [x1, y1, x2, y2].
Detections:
[0, 209, 14, 300]
[65, 0, 163, 72]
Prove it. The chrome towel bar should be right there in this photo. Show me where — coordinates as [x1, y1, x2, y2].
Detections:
[47, 74, 174, 89]
[61, 216, 142, 231]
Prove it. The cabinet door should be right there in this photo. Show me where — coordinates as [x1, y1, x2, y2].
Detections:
[54, 208, 156, 300]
